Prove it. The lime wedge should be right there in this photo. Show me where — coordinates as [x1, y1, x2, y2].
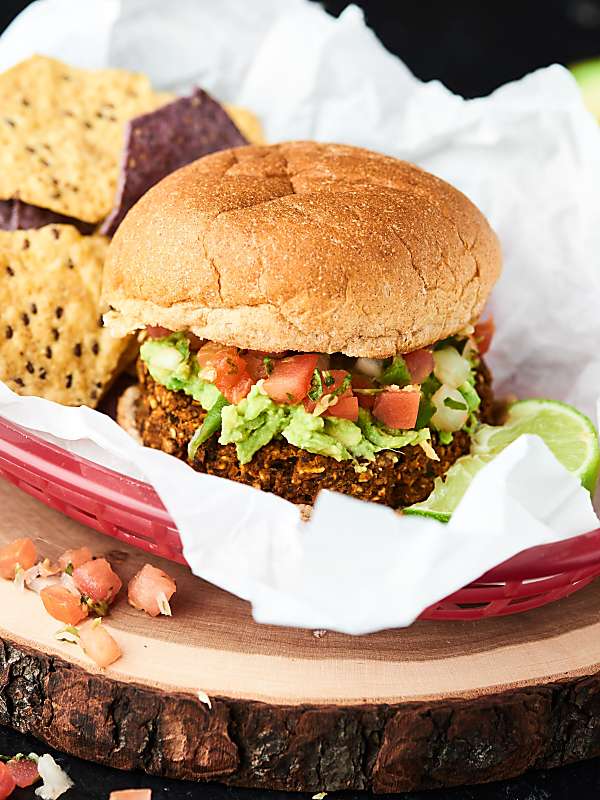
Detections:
[404, 399, 600, 521]
[571, 58, 600, 122]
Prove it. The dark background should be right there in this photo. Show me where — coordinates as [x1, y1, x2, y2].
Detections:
[1, 0, 600, 798]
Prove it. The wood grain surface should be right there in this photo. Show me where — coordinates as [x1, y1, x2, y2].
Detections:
[2, 478, 600, 792]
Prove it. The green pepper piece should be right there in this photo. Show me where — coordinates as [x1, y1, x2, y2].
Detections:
[188, 395, 229, 459]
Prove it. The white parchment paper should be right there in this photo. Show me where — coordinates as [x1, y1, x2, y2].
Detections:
[1, 0, 600, 633]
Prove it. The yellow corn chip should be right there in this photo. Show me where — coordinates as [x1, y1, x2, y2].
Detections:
[225, 104, 266, 144]
[0, 55, 171, 223]
[0, 225, 133, 406]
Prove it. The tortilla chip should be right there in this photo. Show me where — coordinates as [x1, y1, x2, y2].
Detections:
[0, 225, 133, 407]
[225, 105, 265, 144]
[0, 202, 12, 229]
[100, 89, 247, 236]
[0, 55, 171, 223]
[0, 199, 94, 234]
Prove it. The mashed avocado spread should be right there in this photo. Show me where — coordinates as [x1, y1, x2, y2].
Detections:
[140, 333, 433, 465]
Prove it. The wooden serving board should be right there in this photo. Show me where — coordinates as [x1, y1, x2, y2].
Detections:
[2, 479, 600, 794]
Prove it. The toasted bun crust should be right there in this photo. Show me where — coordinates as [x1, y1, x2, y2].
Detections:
[102, 142, 501, 357]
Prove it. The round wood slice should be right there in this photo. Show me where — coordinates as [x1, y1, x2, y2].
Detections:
[2, 479, 600, 793]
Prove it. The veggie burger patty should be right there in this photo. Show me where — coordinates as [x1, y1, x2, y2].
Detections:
[134, 357, 497, 508]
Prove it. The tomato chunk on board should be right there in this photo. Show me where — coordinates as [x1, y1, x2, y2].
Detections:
[7, 758, 39, 788]
[0, 763, 16, 799]
[0, 537, 37, 579]
[40, 585, 88, 625]
[263, 354, 319, 404]
[79, 622, 122, 668]
[73, 558, 122, 605]
[58, 546, 92, 571]
[128, 564, 177, 617]
[373, 390, 420, 430]
[404, 349, 434, 384]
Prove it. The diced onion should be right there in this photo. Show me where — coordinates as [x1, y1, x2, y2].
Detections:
[433, 347, 471, 388]
[156, 591, 172, 616]
[34, 754, 74, 799]
[419, 438, 440, 461]
[354, 357, 384, 378]
[197, 690, 212, 709]
[14, 566, 25, 591]
[24, 564, 61, 594]
[60, 572, 80, 596]
[431, 385, 469, 432]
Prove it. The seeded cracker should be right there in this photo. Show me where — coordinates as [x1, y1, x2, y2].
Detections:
[0, 55, 171, 223]
[0, 225, 133, 406]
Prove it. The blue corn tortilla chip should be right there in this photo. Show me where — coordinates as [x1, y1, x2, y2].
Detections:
[0, 199, 94, 234]
[0, 201, 12, 229]
[100, 88, 247, 236]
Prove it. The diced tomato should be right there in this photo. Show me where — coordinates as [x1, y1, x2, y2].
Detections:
[73, 558, 122, 605]
[323, 369, 353, 398]
[197, 343, 253, 403]
[263, 354, 319, 404]
[128, 564, 177, 618]
[109, 790, 152, 800]
[404, 349, 434, 384]
[351, 374, 376, 410]
[58, 546, 92, 571]
[474, 316, 495, 355]
[79, 622, 122, 668]
[304, 368, 354, 413]
[373, 390, 420, 430]
[243, 351, 272, 382]
[325, 395, 359, 421]
[186, 332, 204, 351]
[7, 759, 39, 788]
[145, 326, 171, 338]
[0, 763, 16, 799]
[0, 538, 37, 579]
[40, 585, 88, 625]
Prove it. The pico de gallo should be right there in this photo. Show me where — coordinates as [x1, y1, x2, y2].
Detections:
[0, 536, 178, 670]
[140, 319, 494, 467]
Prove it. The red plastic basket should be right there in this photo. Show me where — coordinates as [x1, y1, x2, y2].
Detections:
[1, 414, 600, 621]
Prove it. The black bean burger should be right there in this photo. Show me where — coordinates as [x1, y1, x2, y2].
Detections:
[103, 141, 502, 509]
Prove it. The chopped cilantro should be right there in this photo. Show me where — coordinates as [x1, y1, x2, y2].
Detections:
[82, 596, 109, 617]
[263, 356, 274, 376]
[225, 357, 239, 375]
[322, 370, 335, 388]
[330, 373, 351, 398]
[64, 562, 74, 576]
[308, 369, 324, 401]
